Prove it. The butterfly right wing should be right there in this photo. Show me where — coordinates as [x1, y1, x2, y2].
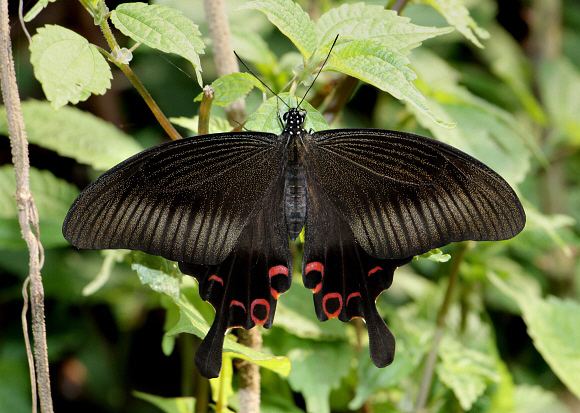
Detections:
[63, 133, 284, 265]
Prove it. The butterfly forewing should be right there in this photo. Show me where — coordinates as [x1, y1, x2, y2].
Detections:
[63, 133, 284, 265]
[305, 129, 526, 260]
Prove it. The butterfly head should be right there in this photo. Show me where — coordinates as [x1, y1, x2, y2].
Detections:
[283, 108, 307, 137]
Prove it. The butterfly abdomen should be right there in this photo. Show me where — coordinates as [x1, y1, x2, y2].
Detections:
[284, 161, 307, 240]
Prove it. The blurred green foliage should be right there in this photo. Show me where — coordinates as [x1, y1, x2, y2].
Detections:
[1, 0, 580, 412]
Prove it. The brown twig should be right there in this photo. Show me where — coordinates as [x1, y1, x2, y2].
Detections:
[0, 2, 53, 412]
[414, 243, 468, 413]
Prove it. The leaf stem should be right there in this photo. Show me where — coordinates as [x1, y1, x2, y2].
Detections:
[96, 13, 182, 140]
[198, 86, 214, 135]
[414, 242, 469, 413]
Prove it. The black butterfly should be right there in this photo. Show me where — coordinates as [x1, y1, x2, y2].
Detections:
[62, 106, 525, 378]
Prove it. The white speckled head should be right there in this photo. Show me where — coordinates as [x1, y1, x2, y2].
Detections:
[282, 108, 307, 136]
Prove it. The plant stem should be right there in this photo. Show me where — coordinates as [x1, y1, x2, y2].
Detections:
[198, 86, 214, 135]
[0, 2, 53, 412]
[97, 16, 182, 140]
[414, 242, 468, 413]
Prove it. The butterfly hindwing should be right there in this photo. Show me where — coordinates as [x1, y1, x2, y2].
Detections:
[303, 178, 411, 367]
[306, 129, 526, 260]
[178, 173, 291, 378]
[63, 133, 284, 265]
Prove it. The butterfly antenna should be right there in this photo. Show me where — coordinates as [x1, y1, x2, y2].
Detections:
[234, 51, 290, 109]
[298, 34, 339, 108]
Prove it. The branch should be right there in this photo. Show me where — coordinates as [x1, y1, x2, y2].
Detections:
[203, 1, 261, 411]
[0, 2, 53, 412]
[414, 242, 469, 413]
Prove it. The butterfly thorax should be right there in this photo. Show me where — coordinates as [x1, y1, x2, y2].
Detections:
[282, 108, 308, 240]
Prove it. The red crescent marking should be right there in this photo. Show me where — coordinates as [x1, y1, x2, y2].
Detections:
[311, 282, 322, 294]
[367, 266, 383, 277]
[322, 292, 343, 319]
[268, 265, 289, 278]
[305, 261, 324, 277]
[208, 274, 224, 285]
[229, 300, 246, 311]
[270, 287, 280, 300]
[346, 292, 361, 306]
[250, 298, 270, 326]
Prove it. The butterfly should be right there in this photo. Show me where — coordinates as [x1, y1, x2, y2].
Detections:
[62, 103, 525, 378]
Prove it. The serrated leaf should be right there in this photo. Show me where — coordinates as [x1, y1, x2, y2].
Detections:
[0, 166, 78, 249]
[245, 93, 328, 134]
[326, 40, 451, 127]
[420, 0, 490, 48]
[133, 391, 195, 413]
[410, 50, 530, 185]
[170, 116, 232, 135]
[0, 101, 142, 170]
[232, 28, 276, 66]
[24, 0, 57, 22]
[194, 73, 265, 107]
[241, 0, 317, 58]
[164, 294, 290, 376]
[436, 337, 500, 410]
[316, 3, 452, 52]
[29, 25, 111, 107]
[111, 2, 205, 86]
[539, 58, 580, 146]
[489, 273, 580, 398]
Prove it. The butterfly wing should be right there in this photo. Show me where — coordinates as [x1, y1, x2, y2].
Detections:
[302, 128, 525, 366]
[63, 133, 285, 265]
[179, 171, 291, 378]
[306, 129, 525, 260]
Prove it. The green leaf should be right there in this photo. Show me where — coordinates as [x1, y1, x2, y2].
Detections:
[0, 166, 78, 249]
[163, 290, 290, 376]
[478, 25, 546, 124]
[194, 73, 265, 107]
[210, 353, 235, 411]
[268, 332, 352, 413]
[0, 100, 142, 170]
[414, 248, 451, 263]
[170, 116, 232, 135]
[29, 25, 112, 108]
[241, 0, 317, 58]
[326, 40, 451, 127]
[316, 3, 451, 52]
[489, 273, 580, 398]
[232, 28, 276, 66]
[436, 337, 500, 410]
[133, 391, 195, 413]
[24, 0, 57, 22]
[410, 50, 530, 185]
[513, 385, 571, 413]
[245, 93, 328, 134]
[132, 263, 182, 300]
[539, 58, 580, 146]
[111, 2, 205, 86]
[419, 0, 490, 48]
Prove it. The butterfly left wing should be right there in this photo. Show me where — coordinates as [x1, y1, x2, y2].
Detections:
[178, 172, 291, 378]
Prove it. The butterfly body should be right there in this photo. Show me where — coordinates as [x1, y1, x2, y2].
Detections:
[63, 107, 525, 378]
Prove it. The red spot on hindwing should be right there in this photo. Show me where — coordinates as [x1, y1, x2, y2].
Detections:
[305, 261, 324, 276]
[346, 292, 361, 306]
[270, 287, 280, 300]
[311, 283, 322, 294]
[322, 292, 343, 319]
[250, 298, 270, 326]
[367, 266, 383, 277]
[229, 300, 246, 311]
[208, 274, 224, 285]
[268, 265, 289, 278]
